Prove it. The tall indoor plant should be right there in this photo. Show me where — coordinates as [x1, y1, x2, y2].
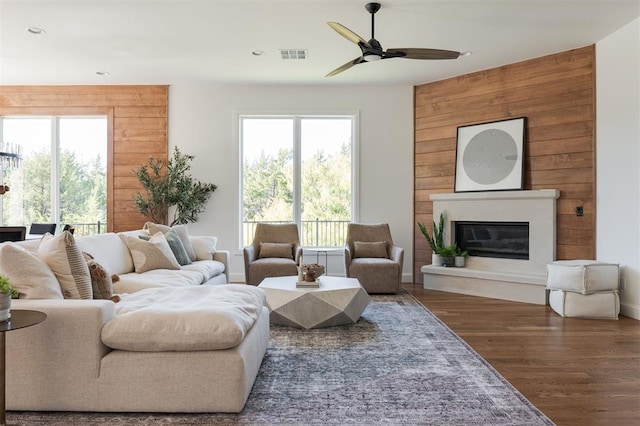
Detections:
[134, 147, 217, 226]
[418, 211, 445, 266]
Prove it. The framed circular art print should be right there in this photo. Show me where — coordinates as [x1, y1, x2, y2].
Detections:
[454, 117, 526, 192]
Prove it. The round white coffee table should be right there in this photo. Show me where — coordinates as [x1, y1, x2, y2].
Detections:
[258, 275, 370, 329]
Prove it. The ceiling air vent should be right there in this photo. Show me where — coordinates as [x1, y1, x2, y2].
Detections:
[280, 49, 307, 60]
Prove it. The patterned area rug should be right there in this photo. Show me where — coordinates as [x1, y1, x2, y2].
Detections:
[9, 291, 554, 425]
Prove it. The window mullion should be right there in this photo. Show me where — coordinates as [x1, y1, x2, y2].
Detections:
[292, 117, 302, 238]
[51, 117, 60, 225]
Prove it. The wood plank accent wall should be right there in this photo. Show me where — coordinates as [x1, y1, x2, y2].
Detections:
[414, 46, 596, 282]
[0, 85, 168, 232]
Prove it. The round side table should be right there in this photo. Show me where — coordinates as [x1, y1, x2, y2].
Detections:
[303, 247, 342, 275]
[0, 310, 47, 426]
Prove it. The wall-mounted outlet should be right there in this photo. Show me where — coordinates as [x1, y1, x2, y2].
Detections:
[576, 206, 584, 216]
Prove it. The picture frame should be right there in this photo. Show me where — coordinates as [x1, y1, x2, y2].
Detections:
[454, 117, 526, 193]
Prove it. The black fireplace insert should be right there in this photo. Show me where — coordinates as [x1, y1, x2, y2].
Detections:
[454, 221, 529, 260]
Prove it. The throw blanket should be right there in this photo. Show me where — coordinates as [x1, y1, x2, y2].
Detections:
[101, 285, 266, 351]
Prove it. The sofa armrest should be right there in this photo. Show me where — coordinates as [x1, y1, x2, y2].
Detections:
[344, 245, 353, 271]
[7, 299, 116, 408]
[213, 250, 230, 283]
[390, 245, 404, 264]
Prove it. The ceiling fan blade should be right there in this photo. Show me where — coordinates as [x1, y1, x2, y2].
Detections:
[325, 57, 364, 77]
[387, 48, 461, 60]
[327, 22, 372, 49]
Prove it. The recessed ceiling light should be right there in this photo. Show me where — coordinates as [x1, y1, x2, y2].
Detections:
[27, 27, 46, 35]
[460, 51, 473, 57]
[252, 50, 265, 56]
[96, 71, 110, 76]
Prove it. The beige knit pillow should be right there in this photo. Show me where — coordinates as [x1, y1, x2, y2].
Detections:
[126, 232, 181, 273]
[353, 241, 388, 259]
[39, 231, 92, 299]
[145, 222, 196, 262]
[258, 242, 294, 259]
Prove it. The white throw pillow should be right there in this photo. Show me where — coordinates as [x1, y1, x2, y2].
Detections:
[125, 232, 181, 273]
[190, 235, 218, 261]
[0, 243, 63, 299]
[145, 222, 196, 262]
[38, 231, 92, 299]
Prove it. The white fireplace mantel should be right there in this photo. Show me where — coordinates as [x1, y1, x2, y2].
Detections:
[422, 189, 559, 304]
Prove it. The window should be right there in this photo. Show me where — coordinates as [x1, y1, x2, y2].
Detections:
[0, 116, 107, 235]
[240, 114, 357, 247]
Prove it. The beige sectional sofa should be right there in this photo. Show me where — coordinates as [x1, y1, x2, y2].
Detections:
[0, 229, 270, 413]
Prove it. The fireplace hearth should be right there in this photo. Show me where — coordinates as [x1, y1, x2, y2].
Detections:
[422, 189, 559, 305]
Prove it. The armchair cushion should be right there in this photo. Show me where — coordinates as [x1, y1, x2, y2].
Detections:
[258, 242, 294, 259]
[353, 241, 388, 259]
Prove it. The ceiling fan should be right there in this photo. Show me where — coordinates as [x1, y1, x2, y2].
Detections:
[326, 2, 462, 77]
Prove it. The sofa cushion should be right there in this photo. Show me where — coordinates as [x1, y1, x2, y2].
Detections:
[165, 229, 192, 266]
[190, 235, 218, 260]
[140, 230, 192, 266]
[145, 223, 196, 262]
[39, 231, 92, 299]
[0, 243, 63, 299]
[114, 268, 203, 294]
[112, 260, 225, 294]
[77, 232, 135, 275]
[353, 241, 388, 258]
[125, 232, 181, 273]
[258, 242, 293, 259]
[101, 285, 266, 351]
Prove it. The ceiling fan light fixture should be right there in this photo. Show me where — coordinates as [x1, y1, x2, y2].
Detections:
[363, 53, 381, 62]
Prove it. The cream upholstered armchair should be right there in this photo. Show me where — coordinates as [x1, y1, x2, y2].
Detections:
[344, 223, 404, 294]
[243, 223, 302, 285]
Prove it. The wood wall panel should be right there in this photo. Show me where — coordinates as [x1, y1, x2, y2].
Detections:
[413, 46, 596, 283]
[0, 85, 168, 232]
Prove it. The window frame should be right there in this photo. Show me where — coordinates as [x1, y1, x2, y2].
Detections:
[236, 111, 360, 249]
[0, 113, 109, 229]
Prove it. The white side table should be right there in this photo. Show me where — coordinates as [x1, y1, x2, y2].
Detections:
[303, 247, 341, 275]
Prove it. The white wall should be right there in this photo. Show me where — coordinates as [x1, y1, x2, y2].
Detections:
[168, 84, 414, 283]
[596, 17, 640, 319]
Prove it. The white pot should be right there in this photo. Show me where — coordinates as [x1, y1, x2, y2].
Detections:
[455, 256, 466, 267]
[0, 292, 11, 322]
[432, 253, 442, 266]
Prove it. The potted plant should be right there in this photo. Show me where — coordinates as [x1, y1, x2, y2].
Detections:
[455, 248, 469, 267]
[418, 212, 445, 266]
[0, 274, 16, 322]
[134, 147, 218, 226]
[438, 244, 458, 267]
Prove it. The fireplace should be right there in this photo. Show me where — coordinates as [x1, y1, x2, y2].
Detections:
[422, 189, 559, 305]
[455, 221, 529, 260]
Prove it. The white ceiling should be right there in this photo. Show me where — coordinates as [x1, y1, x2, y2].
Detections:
[1, 0, 638, 87]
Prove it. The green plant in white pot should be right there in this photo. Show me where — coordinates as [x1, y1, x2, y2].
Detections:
[0, 274, 16, 322]
[455, 248, 469, 267]
[418, 211, 445, 266]
[438, 244, 458, 267]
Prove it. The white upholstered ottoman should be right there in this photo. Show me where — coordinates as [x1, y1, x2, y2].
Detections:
[546, 260, 620, 319]
[548, 289, 620, 319]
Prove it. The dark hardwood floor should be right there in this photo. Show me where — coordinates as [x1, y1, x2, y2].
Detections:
[403, 284, 640, 426]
